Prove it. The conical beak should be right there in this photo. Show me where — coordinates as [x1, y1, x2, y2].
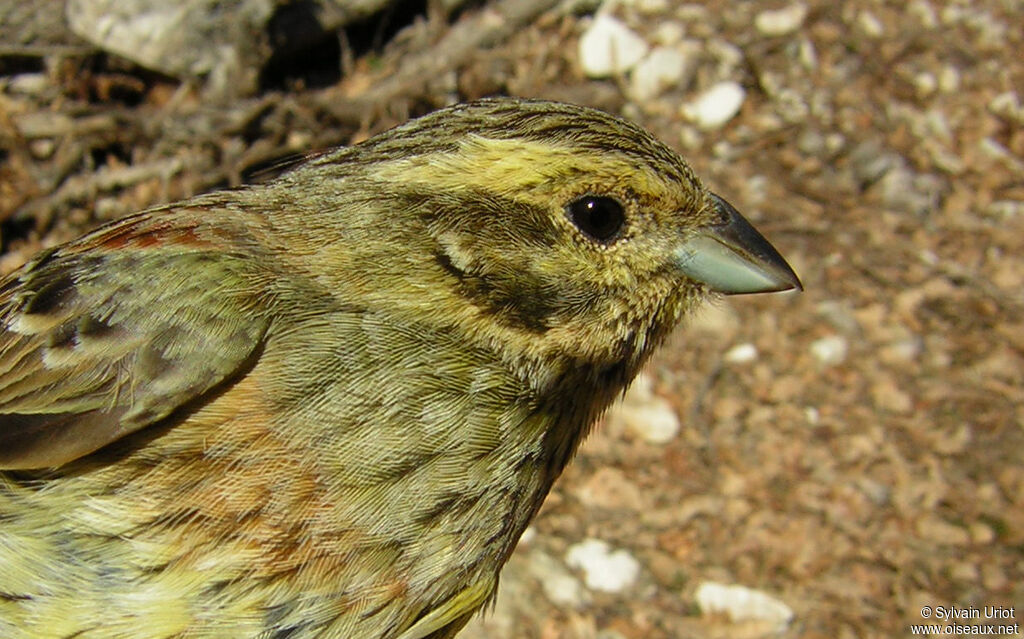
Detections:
[675, 193, 802, 294]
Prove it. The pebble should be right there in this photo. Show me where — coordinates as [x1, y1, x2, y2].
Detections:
[724, 342, 758, 364]
[979, 137, 1024, 172]
[849, 140, 900, 185]
[951, 561, 980, 583]
[916, 515, 970, 545]
[681, 81, 746, 130]
[856, 478, 891, 506]
[529, 551, 589, 608]
[652, 21, 685, 46]
[613, 403, 679, 444]
[754, 3, 808, 36]
[709, 39, 743, 70]
[857, 10, 885, 38]
[938, 65, 960, 93]
[67, 0, 276, 97]
[608, 373, 680, 444]
[909, 0, 939, 28]
[989, 91, 1024, 125]
[987, 200, 1024, 219]
[810, 334, 848, 365]
[932, 424, 971, 455]
[969, 522, 996, 545]
[7, 73, 50, 96]
[878, 165, 946, 216]
[695, 581, 794, 630]
[29, 139, 56, 160]
[518, 526, 537, 546]
[678, 124, 702, 150]
[798, 37, 818, 69]
[629, 45, 694, 101]
[879, 337, 922, 363]
[914, 71, 937, 97]
[816, 300, 860, 334]
[565, 539, 641, 593]
[632, 0, 668, 14]
[870, 379, 913, 414]
[578, 14, 650, 78]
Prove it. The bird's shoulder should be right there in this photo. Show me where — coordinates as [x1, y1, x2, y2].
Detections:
[0, 201, 280, 469]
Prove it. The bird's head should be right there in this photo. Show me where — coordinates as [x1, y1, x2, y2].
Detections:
[290, 98, 801, 391]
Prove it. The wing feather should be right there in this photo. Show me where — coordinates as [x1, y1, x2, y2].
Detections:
[0, 210, 272, 469]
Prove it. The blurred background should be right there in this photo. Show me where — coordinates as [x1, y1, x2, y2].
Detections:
[1, 0, 1021, 637]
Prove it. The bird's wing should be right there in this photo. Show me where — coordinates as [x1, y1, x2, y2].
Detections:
[0, 209, 272, 469]
[396, 576, 496, 639]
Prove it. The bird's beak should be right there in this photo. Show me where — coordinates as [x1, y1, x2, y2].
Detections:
[675, 193, 802, 294]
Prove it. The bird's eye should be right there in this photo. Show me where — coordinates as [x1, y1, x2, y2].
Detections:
[566, 196, 625, 243]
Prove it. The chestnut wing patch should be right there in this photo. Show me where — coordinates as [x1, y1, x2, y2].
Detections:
[0, 216, 271, 469]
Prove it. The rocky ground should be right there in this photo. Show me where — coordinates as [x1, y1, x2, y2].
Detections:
[1, 1, 1021, 638]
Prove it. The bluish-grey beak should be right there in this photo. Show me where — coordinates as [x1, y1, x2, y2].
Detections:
[676, 193, 802, 294]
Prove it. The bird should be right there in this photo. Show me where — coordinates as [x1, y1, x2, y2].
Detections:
[0, 97, 800, 638]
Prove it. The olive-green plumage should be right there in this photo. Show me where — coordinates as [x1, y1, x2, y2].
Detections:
[0, 98, 799, 638]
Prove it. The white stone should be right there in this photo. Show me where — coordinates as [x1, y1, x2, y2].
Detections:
[724, 342, 758, 363]
[629, 46, 691, 101]
[798, 37, 818, 69]
[858, 10, 885, 38]
[517, 526, 537, 546]
[620, 397, 679, 444]
[695, 581, 794, 630]
[679, 125, 702, 150]
[914, 71, 937, 97]
[66, 0, 276, 96]
[909, 0, 939, 28]
[609, 373, 680, 444]
[987, 200, 1024, 218]
[884, 337, 923, 362]
[810, 334, 848, 365]
[754, 3, 808, 36]
[653, 21, 685, 46]
[566, 539, 640, 593]
[989, 91, 1024, 125]
[938, 65, 960, 93]
[7, 73, 50, 95]
[528, 551, 589, 608]
[578, 14, 650, 78]
[29, 139, 56, 160]
[682, 81, 746, 130]
[634, 0, 668, 14]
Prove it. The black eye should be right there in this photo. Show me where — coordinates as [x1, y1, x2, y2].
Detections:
[566, 196, 625, 243]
